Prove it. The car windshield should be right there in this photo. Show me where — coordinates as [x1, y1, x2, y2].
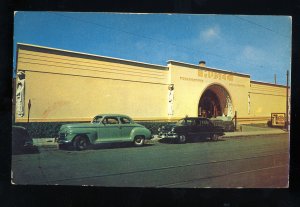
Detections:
[176, 118, 196, 126]
[176, 119, 185, 125]
[92, 116, 103, 123]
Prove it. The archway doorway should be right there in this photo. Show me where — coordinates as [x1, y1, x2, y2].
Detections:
[198, 84, 233, 118]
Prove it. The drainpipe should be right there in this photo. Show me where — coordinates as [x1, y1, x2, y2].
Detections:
[27, 99, 31, 127]
[235, 111, 237, 131]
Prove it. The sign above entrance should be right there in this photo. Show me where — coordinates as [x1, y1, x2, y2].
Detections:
[198, 69, 234, 82]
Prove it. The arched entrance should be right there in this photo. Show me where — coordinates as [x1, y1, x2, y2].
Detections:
[198, 84, 233, 118]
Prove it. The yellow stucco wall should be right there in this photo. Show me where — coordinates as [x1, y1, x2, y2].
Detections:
[248, 81, 287, 123]
[15, 43, 288, 124]
[16, 44, 169, 122]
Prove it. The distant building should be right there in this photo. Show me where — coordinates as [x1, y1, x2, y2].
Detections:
[14, 43, 289, 124]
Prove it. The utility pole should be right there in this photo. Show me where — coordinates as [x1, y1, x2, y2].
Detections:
[286, 70, 289, 130]
[274, 74, 277, 84]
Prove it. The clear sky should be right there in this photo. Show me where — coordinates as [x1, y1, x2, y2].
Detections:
[13, 12, 291, 85]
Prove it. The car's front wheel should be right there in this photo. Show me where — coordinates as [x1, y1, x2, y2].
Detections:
[73, 135, 89, 150]
[134, 136, 145, 146]
[211, 133, 219, 141]
[177, 134, 187, 144]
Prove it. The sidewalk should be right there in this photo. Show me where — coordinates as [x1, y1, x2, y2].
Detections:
[32, 126, 288, 147]
[223, 128, 287, 138]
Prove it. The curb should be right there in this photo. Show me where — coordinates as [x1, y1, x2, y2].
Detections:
[222, 130, 288, 138]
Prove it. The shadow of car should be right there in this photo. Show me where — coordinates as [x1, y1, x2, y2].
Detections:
[12, 126, 38, 155]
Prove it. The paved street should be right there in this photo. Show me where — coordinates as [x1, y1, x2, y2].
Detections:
[11, 134, 289, 188]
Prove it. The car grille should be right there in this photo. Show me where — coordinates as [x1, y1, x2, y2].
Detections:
[59, 133, 66, 140]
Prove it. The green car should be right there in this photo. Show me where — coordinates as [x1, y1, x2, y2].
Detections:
[57, 114, 152, 150]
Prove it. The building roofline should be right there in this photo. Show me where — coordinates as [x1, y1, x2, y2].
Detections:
[17, 43, 168, 71]
[167, 60, 251, 78]
[250, 80, 288, 88]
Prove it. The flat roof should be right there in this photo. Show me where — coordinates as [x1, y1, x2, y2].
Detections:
[250, 80, 287, 88]
[17, 43, 168, 71]
[168, 60, 251, 78]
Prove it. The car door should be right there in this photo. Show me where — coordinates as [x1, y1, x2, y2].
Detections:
[119, 116, 135, 140]
[189, 119, 200, 137]
[97, 116, 121, 143]
[200, 119, 212, 138]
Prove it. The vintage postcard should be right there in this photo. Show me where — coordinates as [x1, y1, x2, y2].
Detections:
[12, 12, 291, 188]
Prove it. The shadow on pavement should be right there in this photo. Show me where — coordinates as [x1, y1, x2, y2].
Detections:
[12, 146, 40, 155]
[158, 137, 225, 144]
[59, 142, 155, 151]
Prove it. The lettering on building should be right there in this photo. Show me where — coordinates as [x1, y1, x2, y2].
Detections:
[198, 69, 233, 81]
[229, 83, 245, 87]
[180, 77, 204, 82]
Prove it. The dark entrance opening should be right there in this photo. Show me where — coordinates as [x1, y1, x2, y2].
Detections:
[198, 89, 221, 118]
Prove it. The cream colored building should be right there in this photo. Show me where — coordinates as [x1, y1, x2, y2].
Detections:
[15, 43, 288, 125]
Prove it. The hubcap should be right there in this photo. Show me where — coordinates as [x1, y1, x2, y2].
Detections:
[136, 138, 142, 143]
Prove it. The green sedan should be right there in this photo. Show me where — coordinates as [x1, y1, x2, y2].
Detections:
[57, 114, 152, 150]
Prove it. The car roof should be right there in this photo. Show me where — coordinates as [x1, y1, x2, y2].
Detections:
[95, 114, 131, 118]
[12, 125, 27, 130]
[183, 117, 208, 120]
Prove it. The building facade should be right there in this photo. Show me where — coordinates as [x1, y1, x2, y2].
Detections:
[15, 43, 288, 125]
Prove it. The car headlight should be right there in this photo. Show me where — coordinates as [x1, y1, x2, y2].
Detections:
[65, 129, 72, 136]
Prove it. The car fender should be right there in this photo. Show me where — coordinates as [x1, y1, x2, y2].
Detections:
[174, 126, 187, 135]
[68, 128, 98, 144]
[130, 127, 151, 140]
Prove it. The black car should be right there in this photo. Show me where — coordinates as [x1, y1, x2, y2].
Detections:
[158, 117, 225, 143]
[12, 125, 35, 154]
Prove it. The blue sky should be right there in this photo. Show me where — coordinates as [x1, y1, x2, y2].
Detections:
[14, 12, 291, 85]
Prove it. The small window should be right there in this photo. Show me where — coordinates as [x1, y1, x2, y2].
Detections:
[120, 117, 131, 124]
[185, 119, 194, 126]
[201, 119, 209, 126]
[177, 119, 185, 125]
[92, 116, 103, 123]
[103, 117, 119, 125]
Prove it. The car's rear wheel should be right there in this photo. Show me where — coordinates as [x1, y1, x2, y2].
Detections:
[134, 136, 145, 146]
[211, 133, 219, 141]
[177, 134, 186, 144]
[73, 135, 89, 150]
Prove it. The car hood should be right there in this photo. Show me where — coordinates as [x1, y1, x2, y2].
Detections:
[159, 124, 177, 130]
[60, 123, 97, 130]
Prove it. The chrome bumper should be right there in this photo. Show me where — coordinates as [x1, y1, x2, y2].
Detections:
[158, 133, 178, 139]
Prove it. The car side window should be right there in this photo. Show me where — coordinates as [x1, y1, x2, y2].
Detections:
[120, 117, 131, 124]
[92, 116, 103, 123]
[103, 117, 119, 125]
[201, 119, 209, 126]
[185, 119, 194, 126]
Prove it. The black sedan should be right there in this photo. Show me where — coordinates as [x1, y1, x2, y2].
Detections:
[158, 117, 225, 143]
[12, 126, 36, 154]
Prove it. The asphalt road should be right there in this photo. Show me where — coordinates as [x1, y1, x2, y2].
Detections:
[11, 134, 289, 188]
